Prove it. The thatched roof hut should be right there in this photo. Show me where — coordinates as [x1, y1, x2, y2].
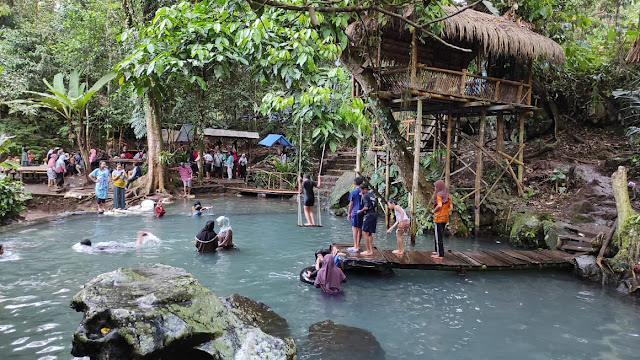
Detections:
[346, 6, 565, 71]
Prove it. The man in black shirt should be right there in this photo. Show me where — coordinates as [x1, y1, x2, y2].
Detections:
[357, 183, 377, 256]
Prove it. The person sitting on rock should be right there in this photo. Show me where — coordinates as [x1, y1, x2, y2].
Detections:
[216, 216, 234, 249]
[194, 220, 218, 253]
[314, 253, 347, 295]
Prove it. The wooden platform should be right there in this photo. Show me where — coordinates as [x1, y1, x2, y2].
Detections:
[226, 187, 298, 196]
[16, 165, 48, 182]
[331, 244, 577, 272]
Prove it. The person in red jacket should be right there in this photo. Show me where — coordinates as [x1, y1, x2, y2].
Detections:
[155, 198, 166, 218]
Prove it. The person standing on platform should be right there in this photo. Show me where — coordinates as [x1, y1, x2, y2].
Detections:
[347, 176, 364, 253]
[111, 163, 127, 210]
[357, 183, 377, 256]
[89, 161, 110, 214]
[238, 154, 248, 180]
[204, 151, 213, 179]
[171, 162, 193, 197]
[431, 180, 452, 259]
[226, 153, 234, 179]
[21, 144, 28, 167]
[387, 199, 410, 255]
[298, 174, 322, 226]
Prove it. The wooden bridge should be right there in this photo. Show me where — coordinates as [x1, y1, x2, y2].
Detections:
[331, 244, 578, 272]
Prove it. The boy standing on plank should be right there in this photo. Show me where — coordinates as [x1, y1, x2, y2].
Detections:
[357, 183, 377, 256]
[347, 176, 364, 253]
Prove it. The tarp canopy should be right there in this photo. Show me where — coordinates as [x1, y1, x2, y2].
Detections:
[175, 124, 195, 142]
[258, 134, 296, 148]
[203, 128, 260, 139]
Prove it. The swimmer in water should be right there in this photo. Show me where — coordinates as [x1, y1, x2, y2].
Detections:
[79, 232, 158, 250]
[0, 242, 4, 255]
[191, 201, 212, 217]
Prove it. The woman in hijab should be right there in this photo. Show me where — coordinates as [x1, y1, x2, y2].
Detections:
[216, 216, 234, 249]
[432, 179, 451, 259]
[194, 220, 218, 253]
[314, 254, 346, 295]
[238, 154, 248, 180]
[89, 149, 97, 170]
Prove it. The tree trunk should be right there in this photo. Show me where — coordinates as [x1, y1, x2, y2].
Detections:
[341, 48, 435, 206]
[610, 166, 640, 278]
[144, 94, 167, 194]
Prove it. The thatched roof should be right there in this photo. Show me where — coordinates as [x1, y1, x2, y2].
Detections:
[442, 6, 565, 64]
[346, 6, 565, 66]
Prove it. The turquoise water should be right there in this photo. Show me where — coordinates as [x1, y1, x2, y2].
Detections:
[1, 197, 640, 359]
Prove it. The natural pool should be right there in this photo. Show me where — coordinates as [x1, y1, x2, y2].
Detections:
[1, 197, 640, 360]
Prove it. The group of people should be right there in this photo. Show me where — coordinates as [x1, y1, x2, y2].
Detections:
[194, 215, 235, 253]
[88, 161, 142, 213]
[46, 147, 83, 189]
[307, 177, 452, 295]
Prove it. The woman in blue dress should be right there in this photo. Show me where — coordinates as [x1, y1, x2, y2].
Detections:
[89, 161, 111, 214]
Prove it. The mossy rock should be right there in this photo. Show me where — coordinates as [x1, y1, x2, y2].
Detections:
[70, 264, 296, 359]
[328, 171, 356, 212]
[509, 211, 554, 249]
[449, 211, 470, 237]
[571, 214, 595, 224]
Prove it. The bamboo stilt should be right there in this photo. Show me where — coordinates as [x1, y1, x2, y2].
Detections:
[445, 114, 452, 187]
[385, 149, 391, 228]
[474, 112, 486, 237]
[411, 99, 423, 244]
[518, 113, 525, 183]
[496, 113, 504, 153]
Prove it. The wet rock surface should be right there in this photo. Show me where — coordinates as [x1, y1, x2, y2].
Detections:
[574, 255, 602, 282]
[221, 293, 291, 339]
[304, 320, 385, 360]
[70, 264, 295, 359]
[509, 211, 554, 248]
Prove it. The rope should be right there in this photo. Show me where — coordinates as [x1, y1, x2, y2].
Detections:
[297, 120, 303, 226]
[317, 142, 326, 227]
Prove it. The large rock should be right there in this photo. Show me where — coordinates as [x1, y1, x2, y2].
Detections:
[574, 255, 602, 282]
[221, 293, 290, 339]
[304, 320, 384, 360]
[70, 264, 295, 359]
[328, 171, 356, 214]
[509, 211, 554, 249]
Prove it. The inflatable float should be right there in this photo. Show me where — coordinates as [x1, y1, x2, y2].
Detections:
[300, 266, 316, 285]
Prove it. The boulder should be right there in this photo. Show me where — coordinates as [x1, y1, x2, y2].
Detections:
[574, 255, 601, 282]
[509, 211, 554, 249]
[304, 320, 385, 360]
[328, 171, 356, 214]
[220, 293, 290, 339]
[70, 264, 295, 360]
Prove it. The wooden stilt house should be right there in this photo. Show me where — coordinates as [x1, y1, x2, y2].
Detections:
[346, 6, 565, 237]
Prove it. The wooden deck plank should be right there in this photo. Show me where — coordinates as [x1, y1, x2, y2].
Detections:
[464, 251, 509, 267]
[500, 250, 542, 264]
[483, 250, 528, 266]
[525, 250, 567, 263]
[453, 252, 483, 266]
[536, 250, 576, 263]
[445, 252, 479, 267]
[512, 250, 556, 264]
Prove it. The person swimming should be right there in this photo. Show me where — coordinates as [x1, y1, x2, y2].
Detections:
[191, 201, 212, 217]
[78, 232, 158, 251]
[0, 242, 4, 255]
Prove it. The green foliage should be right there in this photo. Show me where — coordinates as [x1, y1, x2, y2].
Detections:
[550, 166, 569, 193]
[0, 175, 30, 224]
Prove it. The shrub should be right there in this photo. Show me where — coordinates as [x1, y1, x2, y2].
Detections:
[0, 176, 31, 224]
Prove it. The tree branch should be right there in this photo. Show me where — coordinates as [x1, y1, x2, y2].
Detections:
[248, 0, 472, 53]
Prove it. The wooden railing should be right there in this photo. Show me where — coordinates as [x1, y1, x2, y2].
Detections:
[379, 65, 532, 105]
[248, 169, 298, 190]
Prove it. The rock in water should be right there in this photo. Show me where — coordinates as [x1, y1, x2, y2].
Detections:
[574, 255, 602, 282]
[305, 320, 384, 360]
[328, 171, 356, 215]
[221, 293, 291, 339]
[70, 264, 296, 359]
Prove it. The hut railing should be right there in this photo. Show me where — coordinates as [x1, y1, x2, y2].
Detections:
[248, 169, 298, 190]
[379, 65, 532, 105]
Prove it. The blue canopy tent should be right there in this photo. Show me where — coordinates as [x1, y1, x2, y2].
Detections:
[258, 134, 296, 148]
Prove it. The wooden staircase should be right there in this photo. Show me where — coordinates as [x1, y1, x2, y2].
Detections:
[317, 152, 357, 207]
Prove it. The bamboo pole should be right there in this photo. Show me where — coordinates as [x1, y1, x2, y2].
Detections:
[445, 113, 452, 187]
[385, 149, 391, 228]
[518, 113, 525, 182]
[474, 112, 486, 237]
[411, 99, 423, 244]
[411, 31, 418, 88]
[527, 60, 533, 105]
[496, 113, 504, 153]
[356, 127, 362, 174]
[479, 145, 524, 206]
[497, 150, 524, 166]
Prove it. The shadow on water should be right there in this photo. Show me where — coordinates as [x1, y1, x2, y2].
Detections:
[1, 197, 640, 359]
